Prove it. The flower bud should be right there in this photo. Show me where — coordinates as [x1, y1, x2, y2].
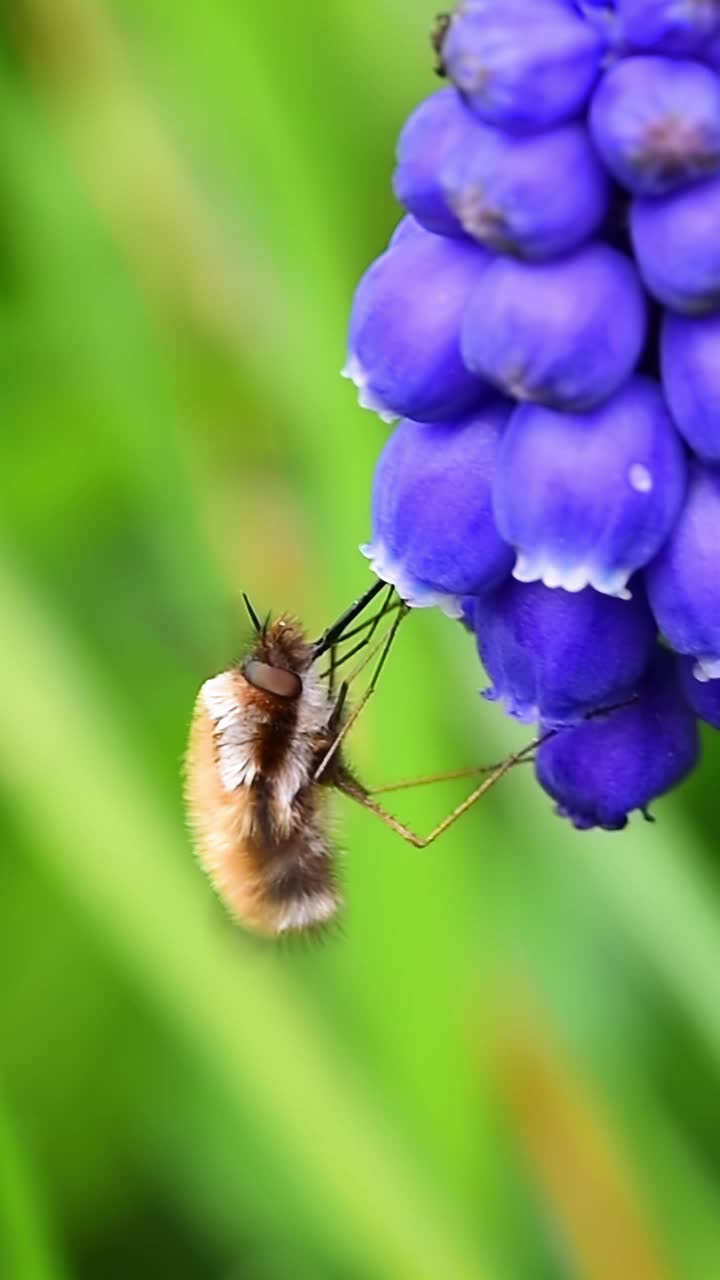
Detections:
[590, 55, 720, 196]
[493, 377, 687, 596]
[536, 649, 700, 830]
[441, 117, 609, 259]
[461, 243, 646, 410]
[345, 227, 493, 423]
[645, 463, 720, 680]
[631, 175, 720, 312]
[443, 0, 605, 131]
[392, 89, 471, 238]
[467, 578, 657, 725]
[361, 403, 514, 615]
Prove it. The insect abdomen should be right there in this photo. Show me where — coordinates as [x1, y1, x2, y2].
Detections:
[185, 696, 340, 936]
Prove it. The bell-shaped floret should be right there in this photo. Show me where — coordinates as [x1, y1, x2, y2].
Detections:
[493, 377, 687, 596]
[361, 403, 515, 616]
[536, 648, 700, 830]
[345, 227, 493, 423]
[442, 0, 605, 131]
[590, 55, 720, 196]
[631, 175, 720, 311]
[441, 117, 609, 259]
[461, 243, 647, 410]
[467, 578, 657, 725]
[392, 88, 473, 238]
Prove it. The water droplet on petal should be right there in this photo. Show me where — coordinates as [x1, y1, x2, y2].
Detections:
[629, 462, 653, 493]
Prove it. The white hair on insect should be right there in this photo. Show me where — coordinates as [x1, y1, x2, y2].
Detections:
[202, 672, 258, 791]
[275, 890, 339, 934]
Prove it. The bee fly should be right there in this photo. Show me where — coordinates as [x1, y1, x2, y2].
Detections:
[185, 580, 542, 938]
[186, 581, 400, 937]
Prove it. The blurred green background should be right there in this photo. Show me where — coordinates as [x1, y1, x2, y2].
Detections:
[2, 1, 720, 1277]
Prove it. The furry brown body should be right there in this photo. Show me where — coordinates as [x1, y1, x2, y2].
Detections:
[186, 616, 351, 936]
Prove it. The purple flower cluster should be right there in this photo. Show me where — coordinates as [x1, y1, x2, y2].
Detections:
[344, 0, 720, 831]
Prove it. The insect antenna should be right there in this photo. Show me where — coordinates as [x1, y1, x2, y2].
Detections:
[327, 595, 404, 649]
[242, 592, 263, 633]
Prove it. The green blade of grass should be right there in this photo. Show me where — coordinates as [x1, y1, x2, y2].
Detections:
[0, 1086, 67, 1280]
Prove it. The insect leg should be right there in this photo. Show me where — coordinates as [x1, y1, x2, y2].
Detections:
[313, 600, 409, 782]
[327, 642, 339, 699]
[342, 691, 642, 844]
[330, 595, 402, 647]
[339, 731, 554, 848]
[328, 680, 349, 734]
[311, 578, 386, 660]
[367, 757, 535, 795]
[320, 584, 396, 680]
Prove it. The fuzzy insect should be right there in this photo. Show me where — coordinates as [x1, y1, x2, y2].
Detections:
[185, 582, 399, 937]
[185, 580, 550, 938]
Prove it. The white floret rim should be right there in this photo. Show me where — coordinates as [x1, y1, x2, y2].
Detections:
[512, 549, 633, 600]
[692, 655, 720, 683]
[360, 539, 464, 618]
[341, 354, 399, 424]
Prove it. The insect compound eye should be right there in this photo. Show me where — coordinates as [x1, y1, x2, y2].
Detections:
[243, 660, 302, 700]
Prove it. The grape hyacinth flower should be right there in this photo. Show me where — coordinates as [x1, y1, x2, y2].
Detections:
[441, 0, 606, 130]
[361, 403, 515, 615]
[345, 224, 492, 423]
[536, 650, 700, 830]
[589, 56, 720, 196]
[396, 89, 610, 258]
[466, 578, 657, 726]
[392, 88, 473, 238]
[342, 0, 720, 828]
[461, 243, 647, 409]
[492, 378, 686, 595]
[631, 174, 720, 311]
